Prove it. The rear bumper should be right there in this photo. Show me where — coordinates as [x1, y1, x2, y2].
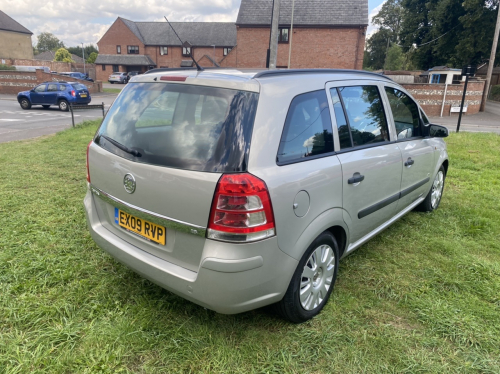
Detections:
[84, 189, 298, 314]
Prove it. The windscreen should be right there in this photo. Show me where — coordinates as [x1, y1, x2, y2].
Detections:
[95, 82, 259, 172]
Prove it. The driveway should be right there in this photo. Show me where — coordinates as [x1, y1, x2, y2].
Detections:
[0, 93, 118, 143]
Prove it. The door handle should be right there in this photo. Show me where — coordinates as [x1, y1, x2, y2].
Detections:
[348, 172, 365, 184]
[404, 158, 415, 167]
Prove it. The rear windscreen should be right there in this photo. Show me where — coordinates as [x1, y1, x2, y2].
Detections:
[72, 84, 87, 90]
[95, 82, 259, 172]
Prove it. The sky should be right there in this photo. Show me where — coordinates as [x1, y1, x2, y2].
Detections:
[2, 0, 386, 49]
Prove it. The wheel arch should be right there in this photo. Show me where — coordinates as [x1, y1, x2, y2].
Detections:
[442, 159, 449, 176]
[325, 225, 347, 259]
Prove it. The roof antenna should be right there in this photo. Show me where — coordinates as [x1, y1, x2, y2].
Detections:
[164, 16, 204, 71]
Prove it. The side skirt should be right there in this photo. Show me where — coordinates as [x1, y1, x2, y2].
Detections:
[344, 195, 425, 257]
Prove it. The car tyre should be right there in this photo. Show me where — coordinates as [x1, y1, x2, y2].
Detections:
[42, 105, 50, 109]
[415, 165, 446, 212]
[274, 231, 339, 323]
[20, 98, 31, 110]
[110, 81, 114, 84]
[58, 100, 69, 112]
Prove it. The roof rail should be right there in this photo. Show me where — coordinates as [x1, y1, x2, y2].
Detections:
[144, 67, 231, 75]
[252, 69, 391, 80]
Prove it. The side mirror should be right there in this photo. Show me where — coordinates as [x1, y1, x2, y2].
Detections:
[424, 124, 449, 138]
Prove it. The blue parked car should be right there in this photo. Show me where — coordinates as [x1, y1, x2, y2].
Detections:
[60, 72, 94, 82]
[17, 81, 91, 111]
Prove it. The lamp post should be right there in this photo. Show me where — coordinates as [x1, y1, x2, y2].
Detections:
[81, 42, 86, 75]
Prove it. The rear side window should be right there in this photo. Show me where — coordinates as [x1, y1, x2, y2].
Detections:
[384, 87, 421, 139]
[96, 82, 259, 173]
[59, 84, 66, 91]
[277, 90, 334, 164]
[330, 86, 389, 147]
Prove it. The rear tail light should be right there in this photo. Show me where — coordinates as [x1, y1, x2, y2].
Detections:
[86, 141, 92, 183]
[71, 90, 76, 97]
[207, 173, 275, 242]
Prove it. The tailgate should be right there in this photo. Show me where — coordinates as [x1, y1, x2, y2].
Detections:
[88, 144, 220, 272]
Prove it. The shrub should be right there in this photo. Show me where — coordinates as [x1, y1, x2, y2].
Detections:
[0, 64, 16, 71]
[491, 85, 500, 101]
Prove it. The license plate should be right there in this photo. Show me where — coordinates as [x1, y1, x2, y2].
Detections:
[80, 94, 87, 97]
[115, 208, 166, 245]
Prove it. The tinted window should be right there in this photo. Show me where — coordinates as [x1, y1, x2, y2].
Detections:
[59, 84, 66, 91]
[96, 83, 258, 172]
[338, 86, 389, 146]
[330, 88, 351, 149]
[277, 90, 334, 164]
[47, 84, 58, 92]
[385, 87, 421, 139]
[34, 84, 46, 93]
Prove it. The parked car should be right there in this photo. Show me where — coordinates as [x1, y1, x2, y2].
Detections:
[60, 71, 94, 82]
[17, 81, 91, 111]
[84, 69, 449, 323]
[125, 71, 142, 83]
[108, 72, 127, 84]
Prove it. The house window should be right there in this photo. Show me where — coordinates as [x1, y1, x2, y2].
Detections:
[102, 64, 106, 71]
[223, 47, 232, 56]
[278, 28, 289, 43]
[112, 65, 119, 72]
[182, 47, 191, 56]
[117, 45, 121, 54]
[127, 45, 139, 54]
[160, 46, 168, 55]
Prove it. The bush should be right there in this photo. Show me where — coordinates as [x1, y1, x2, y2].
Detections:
[491, 85, 500, 101]
[0, 64, 16, 71]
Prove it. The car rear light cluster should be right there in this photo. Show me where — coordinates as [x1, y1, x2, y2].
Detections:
[86, 141, 92, 183]
[71, 90, 76, 97]
[207, 173, 275, 243]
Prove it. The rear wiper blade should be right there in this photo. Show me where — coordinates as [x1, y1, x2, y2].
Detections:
[100, 135, 142, 157]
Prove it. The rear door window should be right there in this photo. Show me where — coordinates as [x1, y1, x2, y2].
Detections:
[96, 82, 259, 172]
[333, 86, 389, 147]
[277, 90, 334, 164]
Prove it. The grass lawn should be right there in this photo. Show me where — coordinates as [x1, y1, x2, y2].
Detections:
[103, 88, 122, 94]
[1, 120, 499, 373]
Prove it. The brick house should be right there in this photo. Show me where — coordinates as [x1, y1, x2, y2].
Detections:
[225, 0, 368, 69]
[95, 18, 236, 82]
[95, 0, 367, 82]
[0, 10, 34, 60]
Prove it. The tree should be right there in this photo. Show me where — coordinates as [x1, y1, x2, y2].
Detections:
[54, 48, 74, 63]
[67, 45, 99, 59]
[36, 32, 64, 53]
[364, 28, 393, 70]
[385, 44, 405, 70]
[87, 52, 98, 64]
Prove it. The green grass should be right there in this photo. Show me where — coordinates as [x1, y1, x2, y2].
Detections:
[103, 88, 122, 94]
[1, 121, 499, 373]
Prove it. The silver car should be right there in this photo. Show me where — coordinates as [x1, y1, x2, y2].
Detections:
[108, 72, 127, 84]
[84, 69, 449, 322]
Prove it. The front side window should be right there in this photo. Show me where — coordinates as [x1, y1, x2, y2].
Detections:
[160, 46, 168, 55]
[96, 83, 259, 172]
[277, 90, 334, 164]
[117, 45, 121, 54]
[278, 28, 289, 43]
[34, 84, 46, 93]
[182, 47, 191, 56]
[127, 45, 139, 54]
[331, 86, 389, 147]
[384, 87, 421, 139]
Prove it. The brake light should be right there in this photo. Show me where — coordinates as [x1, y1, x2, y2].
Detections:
[86, 141, 92, 183]
[71, 90, 76, 97]
[160, 76, 187, 81]
[207, 173, 275, 242]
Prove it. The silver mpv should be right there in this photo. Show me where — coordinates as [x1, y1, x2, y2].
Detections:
[84, 69, 449, 323]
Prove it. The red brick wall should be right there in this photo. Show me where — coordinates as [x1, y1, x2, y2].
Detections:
[0, 69, 102, 95]
[97, 18, 144, 55]
[234, 26, 366, 69]
[219, 46, 237, 68]
[402, 81, 486, 116]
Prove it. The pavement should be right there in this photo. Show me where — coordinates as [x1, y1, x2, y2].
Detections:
[429, 101, 500, 134]
[0, 93, 118, 143]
